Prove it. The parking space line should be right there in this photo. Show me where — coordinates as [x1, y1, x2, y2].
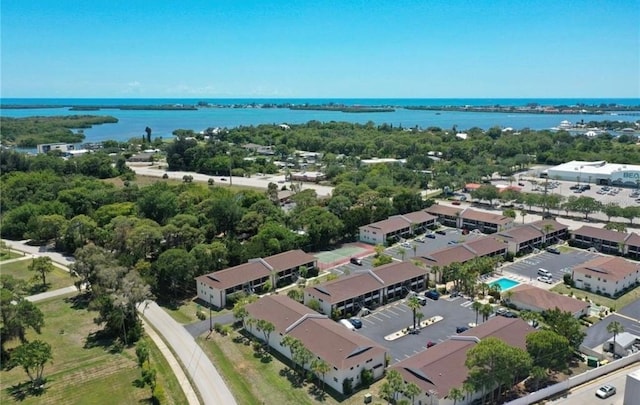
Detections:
[394, 306, 408, 312]
[363, 318, 376, 325]
[379, 312, 392, 319]
[386, 308, 400, 316]
[369, 315, 384, 322]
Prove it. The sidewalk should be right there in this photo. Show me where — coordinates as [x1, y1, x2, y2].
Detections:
[141, 317, 200, 405]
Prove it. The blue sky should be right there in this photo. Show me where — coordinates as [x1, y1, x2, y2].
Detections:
[2, 0, 639, 98]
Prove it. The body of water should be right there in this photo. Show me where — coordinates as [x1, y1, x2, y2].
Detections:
[2, 98, 639, 144]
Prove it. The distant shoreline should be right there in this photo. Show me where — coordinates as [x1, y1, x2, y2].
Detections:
[2, 102, 639, 115]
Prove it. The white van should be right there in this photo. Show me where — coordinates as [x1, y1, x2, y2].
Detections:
[538, 268, 551, 277]
[339, 319, 356, 331]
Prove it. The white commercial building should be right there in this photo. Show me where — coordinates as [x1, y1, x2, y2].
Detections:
[543, 160, 640, 187]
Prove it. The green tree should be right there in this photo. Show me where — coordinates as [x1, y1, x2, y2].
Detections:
[407, 295, 421, 333]
[256, 319, 275, 350]
[405, 382, 422, 405]
[311, 358, 331, 394]
[543, 308, 586, 349]
[8, 339, 52, 390]
[29, 256, 54, 288]
[526, 330, 572, 373]
[448, 387, 464, 405]
[607, 320, 624, 357]
[471, 301, 483, 325]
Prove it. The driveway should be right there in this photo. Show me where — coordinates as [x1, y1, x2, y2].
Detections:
[582, 313, 640, 350]
[500, 249, 600, 285]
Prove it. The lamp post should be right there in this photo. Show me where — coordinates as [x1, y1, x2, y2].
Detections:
[209, 293, 213, 332]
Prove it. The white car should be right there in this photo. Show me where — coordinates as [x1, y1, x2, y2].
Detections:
[537, 276, 553, 284]
[595, 384, 616, 399]
[401, 242, 411, 248]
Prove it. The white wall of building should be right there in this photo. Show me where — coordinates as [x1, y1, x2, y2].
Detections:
[196, 281, 224, 308]
[572, 271, 638, 296]
[359, 227, 385, 245]
[245, 324, 385, 394]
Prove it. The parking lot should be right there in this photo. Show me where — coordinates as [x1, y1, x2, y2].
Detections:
[388, 228, 486, 261]
[499, 248, 600, 286]
[354, 293, 477, 363]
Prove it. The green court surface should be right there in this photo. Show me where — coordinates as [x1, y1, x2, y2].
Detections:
[314, 246, 367, 264]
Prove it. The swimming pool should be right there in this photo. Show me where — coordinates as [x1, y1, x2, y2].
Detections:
[489, 277, 520, 291]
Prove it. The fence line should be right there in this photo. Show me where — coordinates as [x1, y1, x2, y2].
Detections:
[504, 352, 640, 405]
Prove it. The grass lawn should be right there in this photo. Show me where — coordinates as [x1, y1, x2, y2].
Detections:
[159, 297, 229, 325]
[1, 259, 75, 294]
[551, 283, 640, 311]
[0, 249, 23, 261]
[197, 330, 386, 405]
[0, 296, 188, 405]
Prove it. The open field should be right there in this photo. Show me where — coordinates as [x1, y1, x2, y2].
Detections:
[197, 330, 387, 405]
[160, 298, 221, 325]
[105, 173, 266, 193]
[551, 283, 640, 310]
[0, 248, 23, 261]
[1, 259, 74, 293]
[0, 296, 188, 405]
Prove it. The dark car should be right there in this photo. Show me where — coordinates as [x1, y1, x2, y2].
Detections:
[456, 326, 469, 333]
[349, 318, 363, 329]
[426, 341, 437, 348]
[426, 233, 436, 239]
[350, 257, 363, 265]
[518, 182, 525, 186]
[425, 290, 440, 300]
[435, 230, 447, 235]
[503, 311, 518, 318]
[546, 246, 561, 254]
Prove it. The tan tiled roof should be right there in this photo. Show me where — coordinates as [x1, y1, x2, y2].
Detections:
[401, 211, 437, 224]
[359, 216, 411, 234]
[196, 262, 269, 290]
[419, 237, 506, 267]
[196, 250, 316, 290]
[573, 226, 627, 243]
[426, 205, 463, 217]
[573, 256, 640, 282]
[461, 208, 513, 225]
[246, 296, 386, 370]
[497, 219, 567, 244]
[627, 232, 640, 248]
[510, 285, 589, 315]
[289, 317, 387, 370]
[264, 249, 316, 271]
[305, 261, 425, 304]
[391, 317, 534, 399]
[245, 294, 320, 333]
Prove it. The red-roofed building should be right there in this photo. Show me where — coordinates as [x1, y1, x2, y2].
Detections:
[390, 317, 535, 405]
[572, 256, 640, 297]
[195, 250, 316, 307]
[359, 210, 437, 245]
[508, 285, 589, 318]
[245, 295, 387, 394]
[495, 219, 569, 254]
[304, 261, 427, 316]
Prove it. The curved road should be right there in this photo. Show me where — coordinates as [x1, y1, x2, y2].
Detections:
[4, 239, 235, 405]
[139, 301, 237, 405]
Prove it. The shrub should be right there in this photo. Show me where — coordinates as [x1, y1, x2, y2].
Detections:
[213, 322, 223, 333]
[342, 377, 353, 395]
[196, 310, 207, 320]
[361, 368, 374, 387]
[563, 273, 573, 286]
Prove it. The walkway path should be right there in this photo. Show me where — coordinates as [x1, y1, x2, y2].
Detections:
[5, 239, 213, 405]
[139, 301, 237, 405]
[141, 317, 200, 405]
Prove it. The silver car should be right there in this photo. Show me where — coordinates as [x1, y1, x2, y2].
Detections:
[595, 384, 616, 399]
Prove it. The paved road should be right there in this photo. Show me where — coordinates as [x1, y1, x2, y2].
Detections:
[27, 285, 78, 302]
[140, 301, 237, 405]
[129, 164, 335, 198]
[1, 239, 75, 266]
[545, 363, 640, 405]
[185, 313, 236, 337]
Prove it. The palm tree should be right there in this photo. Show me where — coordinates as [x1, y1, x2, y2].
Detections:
[448, 387, 464, 405]
[607, 321, 624, 358]
[398, 247, 406, 261]
[481, 303, 493, 322]
[405, 382, 421, 405]
[415, 311, 425, 329]
[542, 223, 554, 244]
[471, 301, 483, 325]
[311, 358, 331, 394]
[407, 296, 421, 333]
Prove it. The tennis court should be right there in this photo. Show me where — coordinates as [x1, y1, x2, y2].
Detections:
[314, 244, 373, 270]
